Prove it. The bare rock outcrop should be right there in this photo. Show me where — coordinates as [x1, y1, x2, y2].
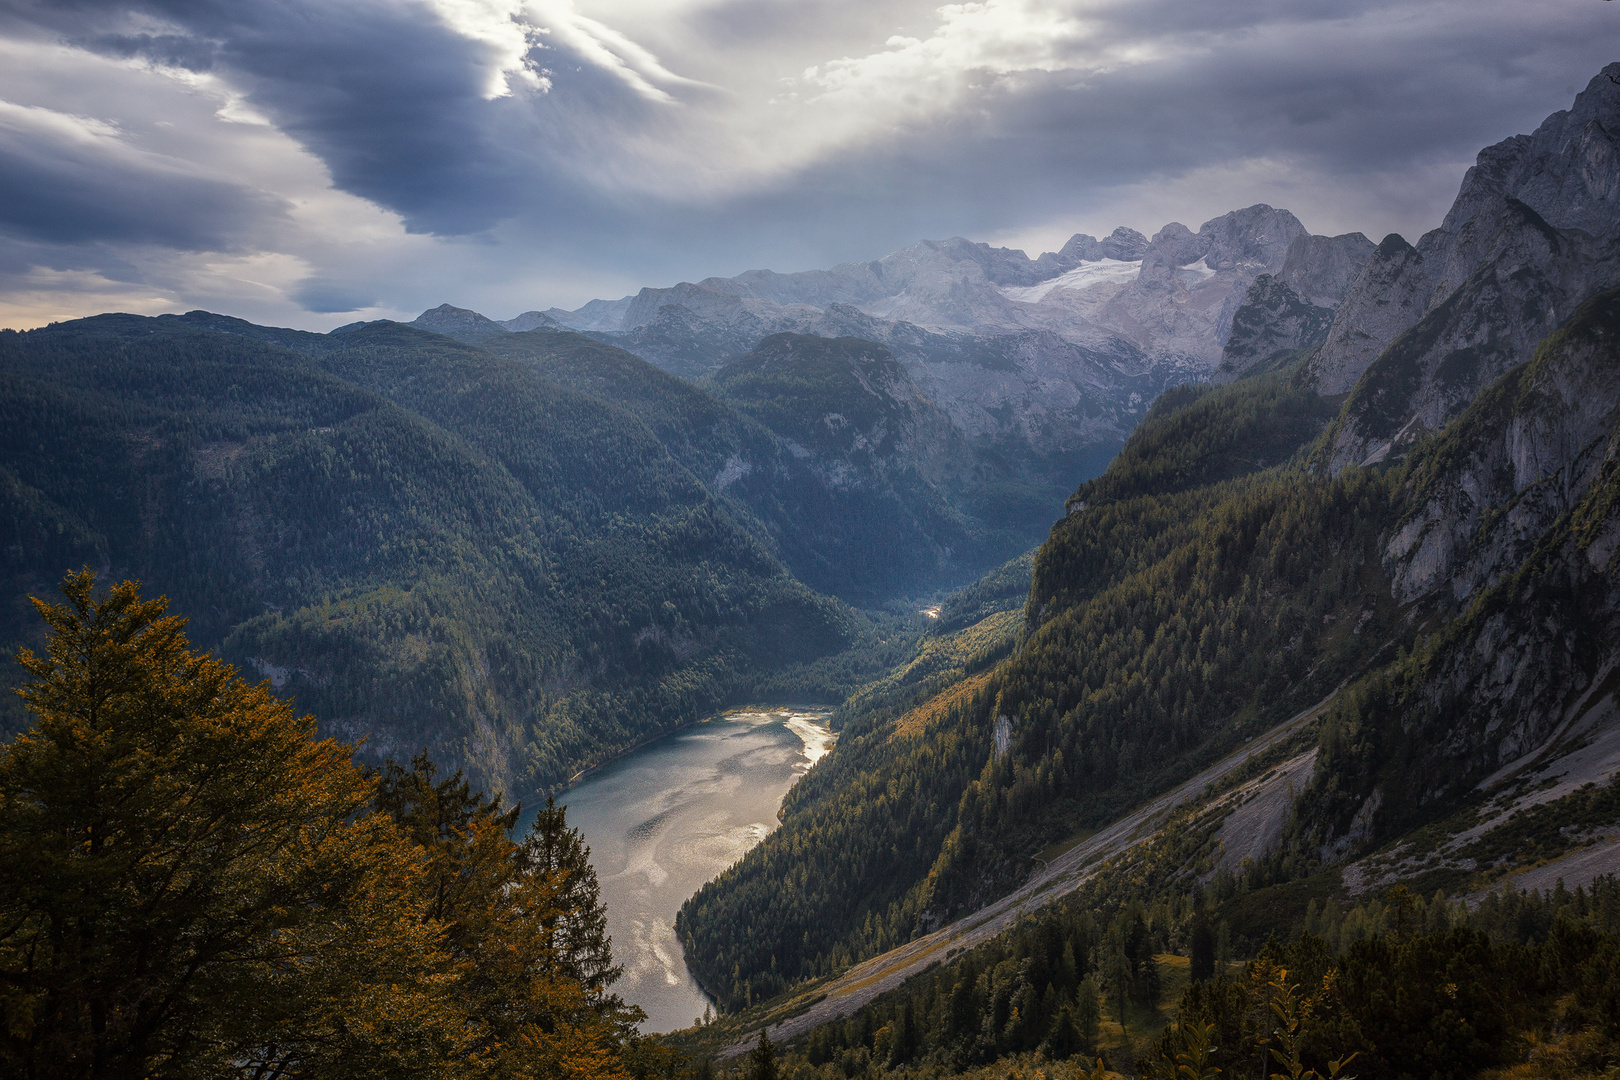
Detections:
[1312, 64, 1620, 470]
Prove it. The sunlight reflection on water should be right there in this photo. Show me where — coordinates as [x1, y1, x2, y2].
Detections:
[554, 708, 835, 1033]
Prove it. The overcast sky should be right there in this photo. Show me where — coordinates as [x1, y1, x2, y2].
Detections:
[0, 0, 1615, 329]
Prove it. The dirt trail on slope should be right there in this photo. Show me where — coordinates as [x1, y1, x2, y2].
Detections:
[719, 690, 1337, 1057]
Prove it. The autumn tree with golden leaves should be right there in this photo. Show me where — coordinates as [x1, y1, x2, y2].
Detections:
[0, 571, 638, 1080]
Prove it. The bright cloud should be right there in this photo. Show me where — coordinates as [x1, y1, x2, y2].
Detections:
[529, 0, 706, 102]
[803, 0, 1101, 102]
[425, 0, 550, 97]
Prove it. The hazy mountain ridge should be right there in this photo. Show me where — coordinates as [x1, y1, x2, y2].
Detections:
[484, 329, 1039, 602]
[425, 206, 1373, 527]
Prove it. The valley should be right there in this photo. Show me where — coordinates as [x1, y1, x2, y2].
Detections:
[6, 59, 1620, 1080]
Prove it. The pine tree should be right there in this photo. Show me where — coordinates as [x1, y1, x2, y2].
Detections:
[748, 1030, 779, 1080]
[525, 795, 626, 1002]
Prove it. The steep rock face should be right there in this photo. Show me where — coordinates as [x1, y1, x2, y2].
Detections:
[1281, 232, 1377, 308]
[1313, 65, 1620, 470]
[1303, 290, 1620, 854]
[1214, 275, 1335, 380]
[1310, 234, 1431, 396]
[1327, 202, 1617, 470]
[1214, 232, 1390, 383]
[1344, 461, 1620, 829]
[545, 296, 630, 332]
[620, 280, 823, 335]
[1383, 288, 1620, 606]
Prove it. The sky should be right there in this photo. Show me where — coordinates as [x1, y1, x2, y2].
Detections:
[0, 0, 1615, 330]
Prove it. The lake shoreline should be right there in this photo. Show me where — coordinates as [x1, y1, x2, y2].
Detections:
[560, 701, 839, 792]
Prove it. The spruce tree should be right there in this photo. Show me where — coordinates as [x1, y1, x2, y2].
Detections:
[526, 795, 626, 1002]
[748, 1029, 779, 1080]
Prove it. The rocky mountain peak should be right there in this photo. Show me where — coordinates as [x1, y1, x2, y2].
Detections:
[1051, 226, 1150, 264]
[1137, 205, 1305, 281]
[1139, 221, 1204, 274]
[1279, 232, 1376, 308]
[1313, 65, 1620, 471]
[410, 303, 511, 343]
[1197, 203, 1309, 272]
[1445, 63, 1620, 241]
[500, 310, 562, 333]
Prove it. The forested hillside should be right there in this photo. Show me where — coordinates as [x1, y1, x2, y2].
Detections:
[0, 314, 850, 801]
[676, 355, 1390, 1008]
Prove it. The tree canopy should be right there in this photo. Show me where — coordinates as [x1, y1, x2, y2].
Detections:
[0, 570, 641, 1080]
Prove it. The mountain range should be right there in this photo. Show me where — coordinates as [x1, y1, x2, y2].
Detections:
[7, 57, 1620, 1080]
[403, 200, 1381, 525]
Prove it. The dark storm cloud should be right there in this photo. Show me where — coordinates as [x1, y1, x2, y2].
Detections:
[83, 31, 219, 72]
[0, 98, 286, 248]
[2, 0, 591, 235]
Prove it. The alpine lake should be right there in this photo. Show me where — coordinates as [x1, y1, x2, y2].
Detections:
[551, 708, 836, 1033]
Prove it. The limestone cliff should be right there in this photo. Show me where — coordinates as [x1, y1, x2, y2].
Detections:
[1312, 65, 1620, 471]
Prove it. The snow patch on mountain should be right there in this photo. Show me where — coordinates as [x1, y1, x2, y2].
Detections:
[999, 259, 1142, 303]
